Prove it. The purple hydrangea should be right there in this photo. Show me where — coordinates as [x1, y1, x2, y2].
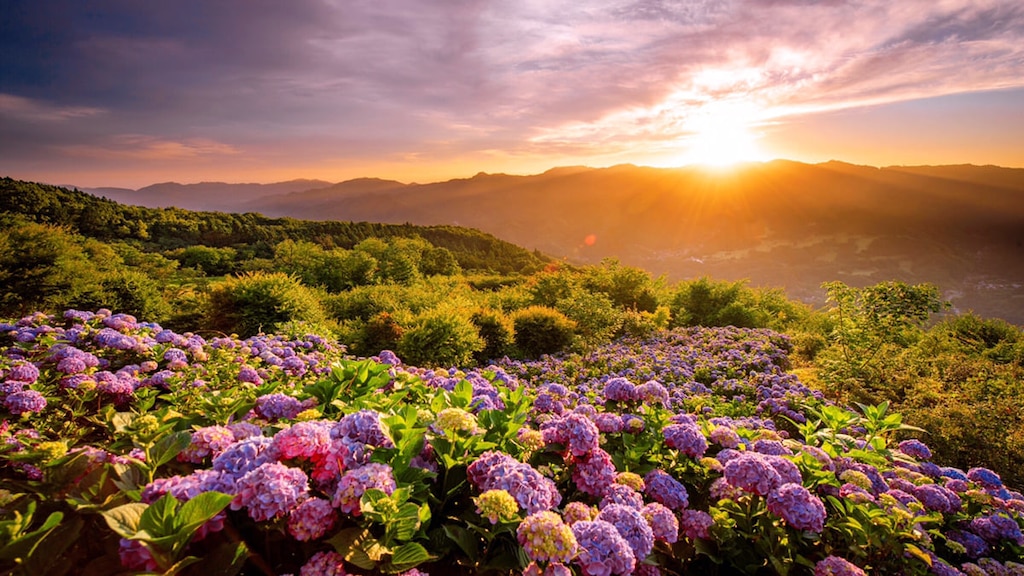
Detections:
[946, 529, 990, 559]
[563, 501, 596, 525]
[752, 439, 792, 456]
[635, 380, 669, 407]
[898, 439, 933, 460]
[238, 365, 263, 385]
[641, 503, 679, 543]
[8, 362, 40, 382]
[4, 389, 47, 415]
[118, 538, 158, 572]
[662, 423, 708, 458]
[970, 512, 1024, 545]
[544, 412, 600, 457]
[596, 504, 654, 561]
[680, 509, 715, 540]
[333, 462, 396, 516]
[710, 426, 742, 449]
[212, 436, 275, 479]
[516, 511, 578, 563]
[232, 462, 309, 522]
[594, 412, 624, 433]
[571, 449, 618, 498]
[255, 393, 305, 420]
[814, 556, 867, 576]
[913, 484, 961, 514]
[603, 377, 638, 402]
[967, 467, 1004, 490]
[332, 409, 394, 448]
[766, 483, 826, 533]
[467, 451, 561, 513]
[572, 520, 636, 576]
[724, 452, 782, 496]
[288, 497, 337, 541]
[643, 469, 689, 510]
[600, 484, 644, 510]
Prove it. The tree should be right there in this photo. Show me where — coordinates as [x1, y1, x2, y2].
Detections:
[206, 272, 326, 337]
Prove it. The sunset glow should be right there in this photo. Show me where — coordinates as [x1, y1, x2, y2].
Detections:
[2, 1, 1024, 187]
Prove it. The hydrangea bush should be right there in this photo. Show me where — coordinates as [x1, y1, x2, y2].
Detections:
[1, 311, 1022, 575]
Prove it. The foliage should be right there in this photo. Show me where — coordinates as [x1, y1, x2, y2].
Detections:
[470, 309, 515, 364]
[398, 308, 483, 368]
[2, 309, 1024, 576]
[206, 271, 327, 337]
[511, 306, 577, 358]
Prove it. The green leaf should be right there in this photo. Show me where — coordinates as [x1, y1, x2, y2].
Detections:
[101, 503, 147, 539]
[390, 542, 431, 571]
[177, 491, 234, 531]
[195, 540, 250, 576]
[140, 493, 178, 537]
[150, 431, 191, 468]
[442, 524, 478, 562]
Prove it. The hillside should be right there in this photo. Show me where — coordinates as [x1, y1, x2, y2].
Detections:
[0, 177, 548, 275]
[242, 161, 1024, 322]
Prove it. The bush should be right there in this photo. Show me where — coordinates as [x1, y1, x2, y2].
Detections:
[398, 309, 483, 367]
[358, 312, 405, 357]
[76, 269, 171, 323]
[470, 308, 514, 363]
[206, 272, 326, 337]
[511, 306, 576, 358]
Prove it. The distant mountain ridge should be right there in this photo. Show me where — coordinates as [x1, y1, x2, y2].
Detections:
[78, 161, 1024, 323]
[82, 179, 334, 212]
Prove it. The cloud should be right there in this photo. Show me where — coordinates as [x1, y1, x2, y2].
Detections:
[1, 0, 1023, 182]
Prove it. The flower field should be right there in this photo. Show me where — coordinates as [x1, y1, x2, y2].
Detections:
[1, 309, 1022, 575]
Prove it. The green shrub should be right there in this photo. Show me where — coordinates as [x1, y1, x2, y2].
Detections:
[470, 308, 514, 363]
[511, 306, 576, 358]
[206, 272, 326, 337]
[398, 309, 482, 367]
[358, 312, 405, 356]
[617, 306, 671, 339]
[76, 269, 171, 323]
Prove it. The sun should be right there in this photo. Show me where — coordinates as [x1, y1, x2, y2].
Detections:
[677, 102, 770, 168]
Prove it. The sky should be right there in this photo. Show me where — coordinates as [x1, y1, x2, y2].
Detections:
[2, 0, 1024, 189]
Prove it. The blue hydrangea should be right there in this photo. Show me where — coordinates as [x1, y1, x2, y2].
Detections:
[7, 362, 40, 383]
[467, 451, 561, 513]
[946, 529, 990, 559]
[212, 436, 275, 479]
[970, 512, 1024, 545]
[967, 467, 1003, 490]
[603, 377, 638, 402]
[600, 484, 644, 510]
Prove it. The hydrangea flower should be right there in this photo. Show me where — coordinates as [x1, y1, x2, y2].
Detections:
[814, 556, 867, 576]
[333, 462, 396, 516]
[642, 503, 679, 543]
[523, 562, 572, 576]
[4, 389, 46, 415]
[475, 489, 520, 524]
[594, 412, 624, 433]
[516, 511, 578, 563]
[233, 462, 309, 522]
[680, 509, 715, 540]
[238, 365, 263, 385]
[967, 467, 1004, 490]
[946, 529, 990, 559]
[766, 483, 826, 533]
[913, 484, 961, 513]
[179, 426, 236, 463]
[288, 497, 337, 541]
[434, 407, 482, 435]
[563, 501, 596, 525]
[212, 435, 275, 479]
[644, 469, 689, 510]
[614, 471, 644, 492]
[839, 483, 875, 504]
[572, 520, 636, 576]
[662, 423, 708, 458]
[635, 380, 669, 407]
[970, 512, 1024, 545]
[255, 393, 305, 420]
[543, 412, 600, 457]
[898, 439, 933, 460]
[272, 421, 333, 471]
[709, 425, 742, 449]
[299, 550, 347, 576]
[596, 504, 654, 562]
[600, 484, 644, 510]
[467, 451, 561, 513]
[724, 452, 782, 497]
[603, 377, 638, 402]
[571, 449, 618, 498]
[118, 538, 158, 572]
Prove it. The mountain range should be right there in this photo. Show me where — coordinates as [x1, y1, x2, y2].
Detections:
[83, 160, 1024, 323]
